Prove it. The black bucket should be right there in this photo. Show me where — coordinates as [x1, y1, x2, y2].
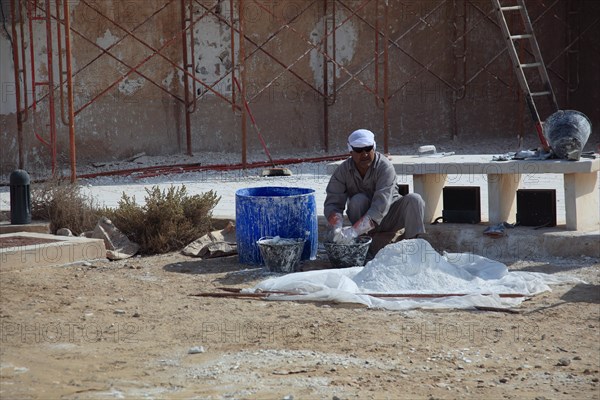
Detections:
[257, 236, 305, 273]
[544, 110, 592, 160]
[323, 236, 373, 268]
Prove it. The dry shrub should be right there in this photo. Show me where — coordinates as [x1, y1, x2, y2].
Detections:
[105, 185, 220, 254]
[31, 178, 102, 235]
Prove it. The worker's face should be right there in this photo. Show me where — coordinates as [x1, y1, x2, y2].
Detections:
[350, 145, 375, 170]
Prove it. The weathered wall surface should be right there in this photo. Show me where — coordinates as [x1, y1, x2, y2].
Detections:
[1, 0, 598, 175]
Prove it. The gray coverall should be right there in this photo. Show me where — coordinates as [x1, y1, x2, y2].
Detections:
[324, 152, 425, 239]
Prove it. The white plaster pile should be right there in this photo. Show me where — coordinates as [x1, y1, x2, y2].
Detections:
[250, 239, 578, 310]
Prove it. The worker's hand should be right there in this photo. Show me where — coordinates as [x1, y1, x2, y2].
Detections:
[327, 212, 343, 230]
[330, 227, 343, 243]
[326, 213, 345, 243]
[353, 215, 374, 235]
[336, 226, 358, 244]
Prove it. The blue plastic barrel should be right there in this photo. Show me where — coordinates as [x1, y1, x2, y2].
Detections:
[236, 187, 318, 265]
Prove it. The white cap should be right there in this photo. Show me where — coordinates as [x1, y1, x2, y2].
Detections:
[347, 129, 376, 152]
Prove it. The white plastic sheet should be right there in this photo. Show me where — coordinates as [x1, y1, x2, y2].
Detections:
[248, 239, 578, 310]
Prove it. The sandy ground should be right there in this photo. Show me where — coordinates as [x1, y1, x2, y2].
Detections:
[1, 248, 599, 399]
[1, 137, 599, 399]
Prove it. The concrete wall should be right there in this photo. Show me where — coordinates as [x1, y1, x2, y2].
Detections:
[1, 0, 598, 175]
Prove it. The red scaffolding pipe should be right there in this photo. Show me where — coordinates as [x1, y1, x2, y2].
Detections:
[44, 0, 57, 175]
[9, 0, 24, 169]
[323, 0, 330, 152]
[61, 0, 77, 183]
[330, 0, 337, 105]
[232, 77, 275, 167]
[239, 0, 248, 167]
[382, 0, 389, 153]
[230, 0, 236, 112]
[181, 0, 193, 156]
[24, 0, 59, 173]
[77, 154, 350, 180]
[55, 0, 67, 126]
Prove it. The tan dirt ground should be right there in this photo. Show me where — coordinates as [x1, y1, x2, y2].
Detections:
[1, 249, 599, 400]
[2, 138, 600, 398]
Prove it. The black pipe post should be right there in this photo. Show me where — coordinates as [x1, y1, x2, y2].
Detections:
[9, 169, 32, 225]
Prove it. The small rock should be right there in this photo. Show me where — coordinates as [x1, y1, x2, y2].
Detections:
[499, 378, 509, 383]
[132, 312, 141, 318]
[127, 152, 146, 162]
[114, 309, 126, 315]
[56, 228, 73, 236]
[282, 395, 294, 400]
[557, 358, 571, 366]
[188, 346, 205, 354]
[573, 356, 582, 360]
[92, 217, 139, 260]
[592, 378, 599, 383]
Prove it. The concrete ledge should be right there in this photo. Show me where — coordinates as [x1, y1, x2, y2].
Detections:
[424, 223, 600, 260]
[327, 155, 600, 175]
[0, 221, 51, 234]
[543, 230, 600, 258]
[327, 156, 600, 231]
[0, 232, 107, 271]
[215, 216, 599, 262]
[315, 217, 599, 260]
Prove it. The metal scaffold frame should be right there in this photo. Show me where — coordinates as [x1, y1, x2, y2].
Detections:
[7, 0, 598, 180]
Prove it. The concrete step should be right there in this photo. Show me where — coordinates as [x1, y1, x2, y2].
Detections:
[317, 218, 600, 260]
[423, 223, 600, 260]
[214, 216, 599, 262]
[0, 221, 50, 234]
[0, 232, 107, 271]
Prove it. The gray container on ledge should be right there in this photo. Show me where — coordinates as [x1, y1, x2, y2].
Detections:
[544, 110, 592, 161]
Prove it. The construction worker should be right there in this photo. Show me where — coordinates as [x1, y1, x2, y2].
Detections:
[324, 129, 426, 256]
